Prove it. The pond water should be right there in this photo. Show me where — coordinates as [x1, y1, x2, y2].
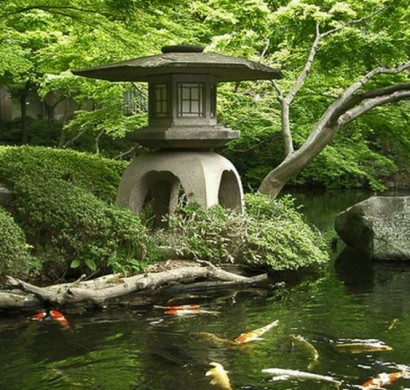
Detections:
[1, 190, 410, 390]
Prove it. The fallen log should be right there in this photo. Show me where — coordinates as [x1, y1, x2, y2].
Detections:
[1, 263, 268, 309]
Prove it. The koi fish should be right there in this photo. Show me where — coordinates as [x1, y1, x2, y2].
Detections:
[29, 309, 70, 329]
[195, 332, 240, 347]
[164, 308, 219, 316]
[154, 304, 201, 310]
[388, 318, 399, 330]
[49, 309, 70, 329]
[234, 320, 279, 344]
[362, 370, 407, 389]
[206, 362, 232, 390]
[290, 334, 319, 361]
[336, 341, 392, 354]
[30, 311, 47, 320]
[261, 368, 342, 387]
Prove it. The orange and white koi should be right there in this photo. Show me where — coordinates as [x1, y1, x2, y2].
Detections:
[155, 304, 201, 311]
[49, 309, 70, 329]
[206, 362, 232, 390]
[362, 370, 407, 389]
[30, 311, 48, 321]
[164, 308, 219, 316]
[234, 320, 279, 344]
[29, 309, 70, 329]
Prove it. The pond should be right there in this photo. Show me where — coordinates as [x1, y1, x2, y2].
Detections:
[1, 190, 410, 390]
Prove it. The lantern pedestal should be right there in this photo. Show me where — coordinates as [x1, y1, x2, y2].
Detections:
[116, 151, 243, 226]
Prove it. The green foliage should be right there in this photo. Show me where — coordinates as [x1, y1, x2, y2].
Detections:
[161, 194, 328, 271]
[0, 207, 40, 280]
[1, 0, 409, 190]
[12, 173, 150, 277]
[0, 146, 127, 203]
[292, 130, 397, 190]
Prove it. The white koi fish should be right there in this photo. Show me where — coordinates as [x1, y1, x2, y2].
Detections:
[262, 368, 342, 387]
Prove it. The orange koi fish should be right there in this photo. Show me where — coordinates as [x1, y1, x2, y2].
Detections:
[234, 320, 279, 344]
[362, 371, 407, 389]
[49, 309, 70, 329]
[206, 362, 232, 390]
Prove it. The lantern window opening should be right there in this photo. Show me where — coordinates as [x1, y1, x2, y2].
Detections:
[210, 83, 216, 119]
[154, 83, 169, 118]
[177, 82, 204, 118]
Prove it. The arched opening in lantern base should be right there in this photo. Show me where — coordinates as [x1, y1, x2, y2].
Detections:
[116, 152, 244, 228]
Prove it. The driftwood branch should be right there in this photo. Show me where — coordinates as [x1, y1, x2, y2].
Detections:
[2, 265, 268, 309]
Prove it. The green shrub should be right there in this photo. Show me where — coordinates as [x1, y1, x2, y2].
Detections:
[0, 146, 128, 203]
[12, 174, 150, 277]
[160, 193, 328, 271]
[0, 208, 40, 280]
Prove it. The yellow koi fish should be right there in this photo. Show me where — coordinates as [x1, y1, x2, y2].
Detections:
[206, 362, 232, 390]
[336, 341, 392, 354]
[234, 320, 279, 344]
[362, 370, 407, 389]
[290, 334, 319, 361]
[388, 318, 399, 330]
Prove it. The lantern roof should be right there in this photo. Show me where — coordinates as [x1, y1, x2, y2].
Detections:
[72, 45, 282, 82]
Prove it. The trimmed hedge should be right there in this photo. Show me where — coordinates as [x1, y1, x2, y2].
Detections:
[0, 207, 40, 280]
[12, 173, 150, 277]
[0, 146, 127, 203]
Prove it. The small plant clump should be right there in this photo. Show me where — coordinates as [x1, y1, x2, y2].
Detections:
[159, 193, 328, 271]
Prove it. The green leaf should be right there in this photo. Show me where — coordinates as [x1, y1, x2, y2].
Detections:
[85, 258, 97, 271]
[70, 259, 81, 269]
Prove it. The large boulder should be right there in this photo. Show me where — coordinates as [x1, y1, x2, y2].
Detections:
[335, 196, 410, 261]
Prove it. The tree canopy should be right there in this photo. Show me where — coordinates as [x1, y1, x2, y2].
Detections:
[1, 0, 409, 193]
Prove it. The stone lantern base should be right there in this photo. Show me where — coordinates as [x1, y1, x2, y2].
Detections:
[116, 151, 244, 226]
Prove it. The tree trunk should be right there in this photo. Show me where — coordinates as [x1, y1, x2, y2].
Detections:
[20, 92, 28, 144]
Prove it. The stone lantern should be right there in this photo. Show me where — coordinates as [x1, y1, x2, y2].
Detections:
[73, 45, 281, 225]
